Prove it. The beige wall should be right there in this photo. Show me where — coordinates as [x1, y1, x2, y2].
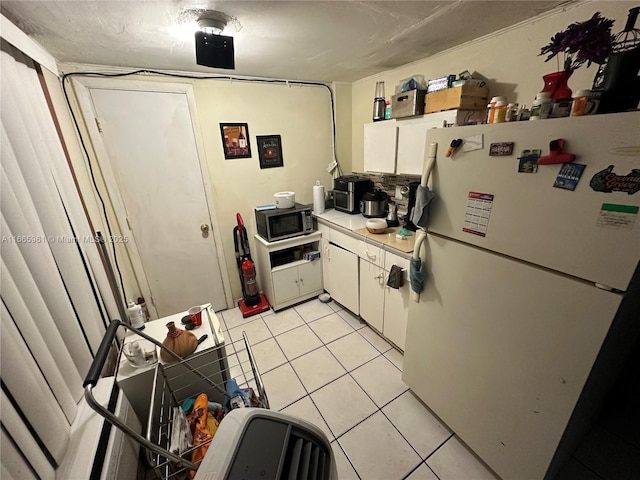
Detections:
[350, 1, 637, 172]
[51, 68, 336, 304]
[192, 79, 334, 300]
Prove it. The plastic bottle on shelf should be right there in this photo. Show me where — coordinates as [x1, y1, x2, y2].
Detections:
[505, 103, 519, 122]
[550, 97, 573, 118]
[126, 299, 145, 329]
[487, 96, 506, 124]
[493, 100, 508, 123]
[384, 100, 391, 120]
[570, 89, 591, 116]
[529, 92, 553, 120]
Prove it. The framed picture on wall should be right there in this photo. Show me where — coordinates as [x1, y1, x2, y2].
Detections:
[220, 123, 251, 159]
[256, 135, 284, 169]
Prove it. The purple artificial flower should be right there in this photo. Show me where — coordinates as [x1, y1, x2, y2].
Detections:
[540, 12, 615, 70]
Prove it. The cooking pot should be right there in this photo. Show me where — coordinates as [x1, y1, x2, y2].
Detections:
[359, 190, 388, 218]
[274, 191, 295, 209]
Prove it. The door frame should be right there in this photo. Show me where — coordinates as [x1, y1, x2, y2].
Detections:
[72, 77, 233, 317]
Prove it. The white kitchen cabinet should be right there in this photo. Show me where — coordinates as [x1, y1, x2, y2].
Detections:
[359, 259, 385, 332]
[357, 250, 411, 350]
[320, 237, 332, 294]
[383, 275, 410, 350]
[365, 110, 486, 175]
[254, 232, 323, 311]
[383, 251, 411, 350]
[324, 242, 359, 314]
[363, 121, 398, 173]
[272, 260, 322, 304]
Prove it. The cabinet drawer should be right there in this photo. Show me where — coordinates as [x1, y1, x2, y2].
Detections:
[358, 240, 385, 268]
[330, 229, 359, 254]
[384, 250, 411, 272]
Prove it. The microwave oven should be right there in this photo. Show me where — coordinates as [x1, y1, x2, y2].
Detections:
[255, 203, 314, 242]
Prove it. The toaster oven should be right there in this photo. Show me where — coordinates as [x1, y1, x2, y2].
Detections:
[333, 176, 372, 214]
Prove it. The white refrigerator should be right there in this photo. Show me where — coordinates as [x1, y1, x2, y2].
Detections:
[402, 112, 640, 479]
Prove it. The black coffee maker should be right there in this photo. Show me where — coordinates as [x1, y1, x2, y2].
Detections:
[404, 181, 421, 231]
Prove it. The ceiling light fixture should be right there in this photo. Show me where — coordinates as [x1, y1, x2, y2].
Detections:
[197, 11, 228, 36]
[194, 10, 235, 70]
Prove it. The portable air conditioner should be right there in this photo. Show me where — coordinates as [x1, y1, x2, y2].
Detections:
[194, 408, 338, 479]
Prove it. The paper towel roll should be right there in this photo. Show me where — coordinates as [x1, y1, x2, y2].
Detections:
[313, 181, 325, 214]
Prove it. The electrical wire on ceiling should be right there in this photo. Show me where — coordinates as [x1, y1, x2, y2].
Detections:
[60, 68, 344, 306]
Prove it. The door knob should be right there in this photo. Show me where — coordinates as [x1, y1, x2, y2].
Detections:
[200, 223, 210, 234]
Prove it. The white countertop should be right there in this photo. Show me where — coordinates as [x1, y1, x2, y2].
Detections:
[315, 209, 416, 255]
[315, 209, 370, 231]
[116, 304, 225, 382]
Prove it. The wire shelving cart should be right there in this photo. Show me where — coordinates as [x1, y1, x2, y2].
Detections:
[83, 319, 269, 479]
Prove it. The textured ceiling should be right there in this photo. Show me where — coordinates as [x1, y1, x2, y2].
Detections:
[2, 1, 569, 82]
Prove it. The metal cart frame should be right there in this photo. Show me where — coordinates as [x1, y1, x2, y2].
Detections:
[83, 319, 269, 479]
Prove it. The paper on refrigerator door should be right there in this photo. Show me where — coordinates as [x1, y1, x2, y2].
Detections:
[463, 192, 494, 237]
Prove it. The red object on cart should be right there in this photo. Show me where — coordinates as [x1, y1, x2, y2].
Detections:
[233, 213, 270, 317]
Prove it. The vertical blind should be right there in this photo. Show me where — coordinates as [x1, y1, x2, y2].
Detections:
[1, 40, 117, 477]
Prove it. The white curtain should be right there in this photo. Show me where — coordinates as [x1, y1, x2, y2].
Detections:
[1, 40, 116, 478]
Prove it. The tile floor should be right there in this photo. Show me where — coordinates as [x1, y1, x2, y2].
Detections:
[219, 298, 499, 480]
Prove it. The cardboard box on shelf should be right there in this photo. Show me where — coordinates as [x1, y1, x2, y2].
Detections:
[391, 89, 428, 118]
[424, 86, 489, 114]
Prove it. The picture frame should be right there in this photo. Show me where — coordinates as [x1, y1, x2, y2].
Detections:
[256, 134, 284, 169]
[220, 123, 251, 159]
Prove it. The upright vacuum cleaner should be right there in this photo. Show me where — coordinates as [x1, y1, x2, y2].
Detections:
[233, 213, 270, 318]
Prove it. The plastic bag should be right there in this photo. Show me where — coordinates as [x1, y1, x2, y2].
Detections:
[396, 75, 427, 93]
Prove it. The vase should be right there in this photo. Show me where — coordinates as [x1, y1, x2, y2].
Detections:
[160, 321, 198, 362]
[542, 70, 573, 100]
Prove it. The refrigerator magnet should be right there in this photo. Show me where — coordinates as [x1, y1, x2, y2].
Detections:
[489, 142, 514, 156]
[517, 149, 541, 173]
[589, 165, 640, 195]
[553, 163, 586, 191]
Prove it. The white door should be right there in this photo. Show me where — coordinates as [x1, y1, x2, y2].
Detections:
[74, 79, 231, 317]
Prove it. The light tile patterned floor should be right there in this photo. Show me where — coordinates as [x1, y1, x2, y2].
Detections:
[219, 298, 499, 480]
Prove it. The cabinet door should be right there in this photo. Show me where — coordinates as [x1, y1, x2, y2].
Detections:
[383, 281, 410, 351]
[363, 122, 398, 173]
[327, 243, 359, 314]
[359, 260, 385, 332]
[298, 260, 322, 296]
[396, 122, 430, 175]
[321, 238, 332, 294]
[272, 267, 300, 304]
